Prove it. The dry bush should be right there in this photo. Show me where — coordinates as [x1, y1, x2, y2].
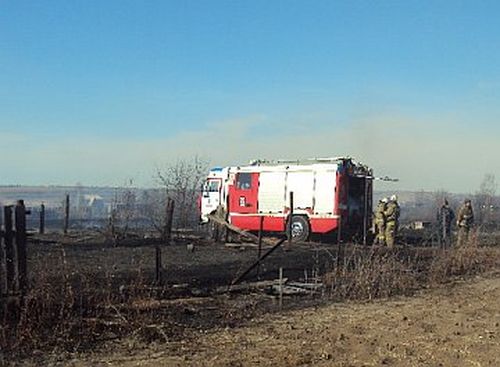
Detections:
[105, 184, 138, 246]
[427, 245, 500, 285]
[5, 274, 206, 357]
[155, 156, 208, 229]
[0, 249, 165, 357]
[323, 250, 418, 301]
[4, 281, 167, 355]
[324, 243, 500, 302]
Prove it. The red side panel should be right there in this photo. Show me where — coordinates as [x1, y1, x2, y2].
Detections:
[262, 216, 286, 231]
[227, 170, 285, 232]
[230, 215, 285, 232]
[228, 173, 259, 214]
[231, 215, 338, 234]
[310, 218, 339, 233]
[230, 216, 260, 231]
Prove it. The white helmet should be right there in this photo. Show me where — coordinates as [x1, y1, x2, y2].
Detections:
[381, 197, 389, 203]
[390, 194, 398, 202]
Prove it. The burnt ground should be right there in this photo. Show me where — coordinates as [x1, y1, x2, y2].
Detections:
[28, 232, 341, 291]
[22, 232, 350, 349]
[66, 273, 500, 367]
[6, 230, 499, 366]
[28, 228, 444, 287]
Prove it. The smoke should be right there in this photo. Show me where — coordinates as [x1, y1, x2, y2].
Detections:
[1, 114, 498, 192]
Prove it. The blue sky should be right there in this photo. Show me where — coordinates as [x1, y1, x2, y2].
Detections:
[1, 1, 499, 191]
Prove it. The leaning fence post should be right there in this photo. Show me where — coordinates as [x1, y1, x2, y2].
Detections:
[15, 200, 28, 294]
[64, 194, 70, 234]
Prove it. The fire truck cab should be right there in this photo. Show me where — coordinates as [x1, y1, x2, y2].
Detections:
[200, 157, 373, 242]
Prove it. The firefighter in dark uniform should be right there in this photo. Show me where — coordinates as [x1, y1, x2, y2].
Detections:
[456, 199, 474, 247]
[437, 199, 455, 248]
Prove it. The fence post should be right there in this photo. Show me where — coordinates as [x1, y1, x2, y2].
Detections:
[256, 216, 264, 279]
[39, 203, 45, 235]
[336, 216, 344, 273]
[64, 194, 70, 234]
[165, 198, 175, 245]
[0, 208, 6, 297]
[15, 200, 27, 294]
[155, 244, 162, 284]
[363, 178, 369, 246]
[287, 192, 294, 249]
[3, 206, 17, 293]
[279, 267, 283, 311]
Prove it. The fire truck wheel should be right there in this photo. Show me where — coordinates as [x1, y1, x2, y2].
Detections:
[290, 216, 310, 242]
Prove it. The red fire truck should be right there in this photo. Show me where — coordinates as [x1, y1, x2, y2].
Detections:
[200, 157, 373, 242]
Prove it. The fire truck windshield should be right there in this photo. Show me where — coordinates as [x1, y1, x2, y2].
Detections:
[204, 180, 220, 192]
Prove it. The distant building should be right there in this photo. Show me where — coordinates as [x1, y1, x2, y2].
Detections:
[411, 221, 432, 230]
[83, 194, 106, 219]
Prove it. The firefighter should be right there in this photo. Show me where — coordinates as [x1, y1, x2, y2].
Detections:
[456, 199, 474, 247]
[373, 198, 388, 245]
[384, 194, 400, 248]
[437, 199, 454, 248]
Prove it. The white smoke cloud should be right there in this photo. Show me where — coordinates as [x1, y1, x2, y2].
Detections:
[1, 113, 498, 193]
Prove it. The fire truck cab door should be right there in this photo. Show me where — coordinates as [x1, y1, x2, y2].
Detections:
[230, 172, 258, 214]
[204, 178, 222, 207]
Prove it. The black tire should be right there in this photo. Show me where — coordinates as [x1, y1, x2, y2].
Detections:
[288, 215, 310, 243]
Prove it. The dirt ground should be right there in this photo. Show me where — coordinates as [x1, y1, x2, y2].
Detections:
[10, 233, 499, 366]
[21, 272, 496, 367]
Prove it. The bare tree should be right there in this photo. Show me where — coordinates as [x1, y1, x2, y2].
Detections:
[106, 180, 137, 246]
[433, 189, 450, 206]
[141, 188, 173, 242]
[475, 173, 497, 227]
[153, 156, 209, 231]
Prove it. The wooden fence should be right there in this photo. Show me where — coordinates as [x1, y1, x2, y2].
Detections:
[0, 200, 28, 321]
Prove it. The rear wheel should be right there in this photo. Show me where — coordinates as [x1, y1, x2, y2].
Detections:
[288, 216, 310, 242]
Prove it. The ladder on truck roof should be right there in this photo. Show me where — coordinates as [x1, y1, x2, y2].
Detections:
[249, 156, 354, 166]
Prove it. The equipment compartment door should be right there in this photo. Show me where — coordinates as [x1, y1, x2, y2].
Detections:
[229, 172, 259, 214]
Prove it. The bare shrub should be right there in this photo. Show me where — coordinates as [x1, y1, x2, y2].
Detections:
[324, 250, 418, 301]
[475, 173, 497, 229]
[155, 156, 208, 229]
[428, 245, 500, 284]
[105, 182, 137, 246]
[324, 244, 500, 302]
[141, 191, 176, 243]
[1, 251, 160, 356]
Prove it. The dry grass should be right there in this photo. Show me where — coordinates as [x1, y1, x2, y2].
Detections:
[2, 240, 500, 361]
[0, 248, 166, 357]
[324, 243, 500, 302]
[324, 249, 418, 301]
[428, 245, 500, 284]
